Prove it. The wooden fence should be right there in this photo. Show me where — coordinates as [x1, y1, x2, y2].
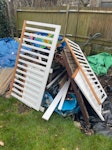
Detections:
[16, 6, 112, 54]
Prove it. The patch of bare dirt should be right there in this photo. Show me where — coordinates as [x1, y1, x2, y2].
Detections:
[18, 103, 31, 114]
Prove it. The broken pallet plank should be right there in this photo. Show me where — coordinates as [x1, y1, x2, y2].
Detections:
[58, 79, 70, 110]
[42, 79, 70, 120]
[0, 68, 14, 95]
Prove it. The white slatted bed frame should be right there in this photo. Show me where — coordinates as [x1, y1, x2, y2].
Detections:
[65, 38, 107, 121]
[10, 20, 61, 111]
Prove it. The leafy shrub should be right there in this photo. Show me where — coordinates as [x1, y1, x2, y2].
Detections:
[0, 0, 11, 37]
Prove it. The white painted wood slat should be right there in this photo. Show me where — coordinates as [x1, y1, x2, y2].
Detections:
[26, 20, 60, 28]
[24, 32, 53, 41]
[25, 27, 55, 35]
[23, 38, 51, 47]
[19, 54, 47, 65]
[58, 79, 70, 110]
[18, 59, 46, 71]
[22, 43, 50, 54]
[17, 64, 45, 76]
[21, 48, 49, 60]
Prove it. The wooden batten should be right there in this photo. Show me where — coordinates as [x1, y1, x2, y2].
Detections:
[0, 68, 14, 95]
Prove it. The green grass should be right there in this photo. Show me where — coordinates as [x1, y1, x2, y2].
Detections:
[0, 97, 112, 150]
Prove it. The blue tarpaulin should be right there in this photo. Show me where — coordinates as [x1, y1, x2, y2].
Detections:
[0, 38, 19, 68]
[0, 35, 65, 68]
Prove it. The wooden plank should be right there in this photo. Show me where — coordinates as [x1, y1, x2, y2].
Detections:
[24, 32, 53, 41]
[0, 68, 14, 95]
[23, 38, 51, 47]
[55, 49, 90, 126]
[61, 49, 90, 125]
[18, 59, 46, 71]
[58, 79, 70, 110]
[58, 74, 68, 88]
[26, 20, 60, 28]
[19, 54, 47, 65]
[42, 80, 70, 120]
[25, 27, 55, 35]
[21, 48, 49, 59]
[22, 43, 50, 54]
[17, 64, 45, 76]
[46, 70, 65, 89]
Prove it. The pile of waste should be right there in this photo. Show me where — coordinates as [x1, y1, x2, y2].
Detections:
[0, 21, 112, 137]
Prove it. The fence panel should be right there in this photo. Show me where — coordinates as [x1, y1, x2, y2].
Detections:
[16, 7, 112, 55]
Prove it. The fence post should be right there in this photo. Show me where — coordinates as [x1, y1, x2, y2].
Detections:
[6, 0, 14, 37]
[96, 0, 102, 7]
[64, 4, 70, 37]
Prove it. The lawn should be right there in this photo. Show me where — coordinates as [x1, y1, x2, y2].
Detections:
[0, 96, 112, 150]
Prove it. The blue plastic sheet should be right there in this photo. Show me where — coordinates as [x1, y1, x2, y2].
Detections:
[0, 35, 65, 68]
[0, 38, 19, 68]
